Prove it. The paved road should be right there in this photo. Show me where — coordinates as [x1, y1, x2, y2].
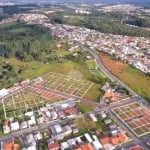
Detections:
[77, 43, 150, 108]
[76, 43, 150, 149]
[0, 43, 149, 149]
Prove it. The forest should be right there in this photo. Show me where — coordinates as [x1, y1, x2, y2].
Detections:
[50, 12, 150, 37]
[0, 22, 58, 89]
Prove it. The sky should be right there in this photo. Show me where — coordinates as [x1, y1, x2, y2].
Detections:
[1, 0, 150, 3]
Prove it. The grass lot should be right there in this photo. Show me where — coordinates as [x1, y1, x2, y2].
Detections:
[86, 60, 97, 68]
[84, 83, 101, 101]
[77, 102, 93, 113]
[3, 58, 103, 101]
[99, 53, 150, 101]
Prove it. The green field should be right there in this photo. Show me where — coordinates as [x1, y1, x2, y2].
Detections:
[2, 58, 103, 101]
[0, 21, 105, 101]
[117, 67, 150, 101]
[100, 53, 150, 101]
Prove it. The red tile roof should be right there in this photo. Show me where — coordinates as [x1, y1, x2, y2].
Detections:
[64, 107, 78, 115]
[129, 145, 143, 150]
[3, 120, 9, 127]
[48, 142, 60, 150]
[80, 143, 94, 150]
[4, 140, 19, 150]
[110, 136, 120, 145]
[100, 137, 110, 145]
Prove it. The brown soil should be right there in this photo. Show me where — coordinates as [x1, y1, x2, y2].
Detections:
[99, 53, 127, 74]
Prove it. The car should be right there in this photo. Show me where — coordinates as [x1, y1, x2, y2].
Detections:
[146, 141, 150, 146]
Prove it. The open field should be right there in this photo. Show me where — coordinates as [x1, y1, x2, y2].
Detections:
[112, 102, 150, 137]
[2, 86, 66, 118]
[4, 58, 102, 101]
[2, 71, 94, 118]
[99, 53, 150, 101]
[42, 72, 93, 97]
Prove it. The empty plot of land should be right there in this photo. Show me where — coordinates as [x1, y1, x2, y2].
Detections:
[3, 87, 66, 118]
[41, 72, 93, 97]
[112, 102, 150, 137]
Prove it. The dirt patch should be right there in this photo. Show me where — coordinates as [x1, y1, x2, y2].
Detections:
[99, 53, 127, 74]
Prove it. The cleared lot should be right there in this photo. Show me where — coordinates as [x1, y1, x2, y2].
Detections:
[112, 102, 150, 137]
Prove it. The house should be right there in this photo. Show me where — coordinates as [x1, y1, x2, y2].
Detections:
[57, 110, 66, 119]
[100, 111, 107, 119]
[104, 119, 112, 125]
[64, 107, 78, 116]
[89, 113, 98, 122]
[20, 121, 28, 129]
[3, 139, 19, 150]
[61, 142, 70, 150]
[10, 121, 19, 131]
[84, 133, 93, 143]
[3, 120, 10, 134]
[34, 132, 43, 141]
[100, 137, 110, 145]
[109, 124, 117, 130]
[25, 111, 34, 117]
[118, 132, 128, 142]
[48, 142, 60, 150]
[92, 140, 103, 150]
[103, 143, 115, 150]
[36, 117, 44, 125]
[50, 124, 64, 140]
[110, 136, 120, 145]
[28, 116, 36, 126]
[45, 110, 51, 118]
[0, 88, 9, 98]
[51, 111, 58, 120]
[128, 145, 144, 150]
[70, 124, 79, 134]
[80, 143, 94, 150]
[25, 134, 36, 146]
[63, 125, 72, 136]
[110, 129, 118, 136]
[23, 145, 36, 150]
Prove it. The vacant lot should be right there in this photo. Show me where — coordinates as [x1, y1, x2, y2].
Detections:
[113, 102, 150, 137]
[99, 53, 150, 101]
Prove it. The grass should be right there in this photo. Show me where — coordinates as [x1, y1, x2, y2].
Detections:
[77, 102, 93, 113]
[86, 60, 97, 68]
[4, 58, 103, 101]
[100, 53, 150, 101]
[84, 83, 101, 101]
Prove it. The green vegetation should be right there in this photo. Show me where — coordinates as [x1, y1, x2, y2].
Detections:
[0, 22, 106, 104]
[125, 16, 150, 28]
[77, 102, 93, 113]
[121, 66, 150, 101]
[96, 116, 108, 132]
[100, 53, 150, 102]
[50, 12, 150, 37]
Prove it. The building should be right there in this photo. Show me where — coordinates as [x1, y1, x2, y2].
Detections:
[104, 119, 112, 125]
[50, 124, 64, 140]
[2, 139, 19, 150]
[25, 134, 36, 146]
[28, 116, 36, 126]
[34, 132, 43, 141]
[48, 142, 60, 150]
[3, 120, 10, 134]
[10, 121, 19, 131]
[0, 88, 9, 98]
[92, 140, 103, 150]
[80, 143, 94, 150]
[89, 113, 98, 122]
[61, 142, 70, 150]
[20, 121, 28, 129]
